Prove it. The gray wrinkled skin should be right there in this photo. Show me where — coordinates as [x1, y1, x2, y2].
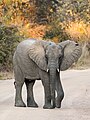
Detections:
[13, 39, 82, 109]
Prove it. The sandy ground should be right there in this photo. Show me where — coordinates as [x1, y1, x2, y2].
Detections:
[0, 69, 90, 120]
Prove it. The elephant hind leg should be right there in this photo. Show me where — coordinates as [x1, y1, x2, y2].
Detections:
[15, 83, 26, 107]
[14, 67, 26, 107]
[25, 79, 38, 108]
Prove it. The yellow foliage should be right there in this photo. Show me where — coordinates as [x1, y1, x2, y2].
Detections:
[65, 20, 90, 41]
[86, 26, 90, 39]
[22, 0, 29, 2]
[0, 0, 46, 39]
[19, 24, 46, 39]
[3, 0, 11, 5]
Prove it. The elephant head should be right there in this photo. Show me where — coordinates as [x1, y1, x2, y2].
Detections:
[28, 40, 82, 107]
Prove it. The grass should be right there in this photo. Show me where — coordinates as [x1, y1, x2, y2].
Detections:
[71, 55, 90, 70]
[0, 71, 13, 80]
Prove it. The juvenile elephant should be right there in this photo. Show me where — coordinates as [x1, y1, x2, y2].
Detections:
[13, 39, 82, 109]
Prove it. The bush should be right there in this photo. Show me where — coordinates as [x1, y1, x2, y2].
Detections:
[0, 23, 23, 71]
[43, 21, 70, 43]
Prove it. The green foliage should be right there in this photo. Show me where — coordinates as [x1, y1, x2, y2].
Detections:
[43, 21, 70, 42]
[34, 0, 58, 24]
[57, 0, 90, 24]
[0, 23, 22, 71]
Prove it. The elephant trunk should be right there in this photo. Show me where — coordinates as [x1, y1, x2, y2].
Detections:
[49, 62, 58, 108]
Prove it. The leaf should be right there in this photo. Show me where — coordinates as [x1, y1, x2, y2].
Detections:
[4, 0, 11, 5]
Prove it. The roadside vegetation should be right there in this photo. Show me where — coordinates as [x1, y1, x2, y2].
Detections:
[0, 0, 90, 79]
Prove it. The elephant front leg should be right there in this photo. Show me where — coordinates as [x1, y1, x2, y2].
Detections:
[15, 82, 26, 107]
[41, 79, 54, 109]
[55, 73, 64, 108]
[25, 80, 38, 108]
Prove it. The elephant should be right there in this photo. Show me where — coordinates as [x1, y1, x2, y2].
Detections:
[13, 39, 82, 109]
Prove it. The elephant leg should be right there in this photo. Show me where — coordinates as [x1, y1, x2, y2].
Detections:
[15, 83, 26, 107]
[25, 79, 38, 108]
[55, 73, 64, 108]
[42, 80, 54, 109]
[40, 71, 54, 109]
[14, 67, 26, 107]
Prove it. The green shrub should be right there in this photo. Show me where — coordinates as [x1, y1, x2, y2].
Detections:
[43, 21, 70, 42]
[0, 23, 23, 71]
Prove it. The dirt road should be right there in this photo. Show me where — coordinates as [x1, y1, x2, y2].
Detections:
[0, 69, 90, 120]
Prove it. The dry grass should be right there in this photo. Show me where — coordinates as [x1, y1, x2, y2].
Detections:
[0, 71, 13, 80]
[71, 59, 90, 70]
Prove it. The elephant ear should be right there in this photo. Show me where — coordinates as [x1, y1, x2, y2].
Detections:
[59, 40, 82, 71]
[28, 40, 49, 71]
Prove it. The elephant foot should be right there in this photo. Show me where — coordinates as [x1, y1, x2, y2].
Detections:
[55, 102, 61, 108]
[43, 104, 55, 109]
[55, 98, 61, 108]
[15, 100, 26, 107]
[27, 101, 38, 108]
